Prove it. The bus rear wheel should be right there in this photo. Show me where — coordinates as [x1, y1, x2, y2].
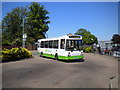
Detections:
[40, 52, 43, 57]
[55, 54, 58, 60]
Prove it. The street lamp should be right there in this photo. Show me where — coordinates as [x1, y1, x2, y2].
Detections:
[97, 43, 101, 54]
[22, 17, 27, 48]
[97, 44, 100, 48]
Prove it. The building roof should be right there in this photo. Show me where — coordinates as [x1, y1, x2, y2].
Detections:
[98, 40, 112, 44]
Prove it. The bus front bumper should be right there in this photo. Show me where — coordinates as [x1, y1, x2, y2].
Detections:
[58, 55, 84, 60]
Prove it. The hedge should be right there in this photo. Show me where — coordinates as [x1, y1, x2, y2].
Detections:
[85, 46, 92, 53]
[0, 47, 32, 62]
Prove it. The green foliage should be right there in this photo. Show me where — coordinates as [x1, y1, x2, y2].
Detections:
[2, 7, 28, 46]
[81, 46, 93, 53]
[26, 2, 50, 43]
[75, 28, 98, 45]
[75, 28, 90, 35]
[85, 46, 92, 53]
[2, 2, 50, 46]
[1, 48, 32, 62]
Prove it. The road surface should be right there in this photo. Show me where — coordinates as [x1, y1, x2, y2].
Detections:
[2, 52, 118, 88]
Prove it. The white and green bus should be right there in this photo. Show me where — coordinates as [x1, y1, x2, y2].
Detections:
[37, 34, 84, 60]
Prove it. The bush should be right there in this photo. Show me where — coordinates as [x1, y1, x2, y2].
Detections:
[85, 46, 92, 53]
[0, 47, 32, 62]
[82, 47, 86, 52]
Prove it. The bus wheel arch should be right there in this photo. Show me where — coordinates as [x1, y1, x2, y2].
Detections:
[40, 52, 43, 57]
[55, 53, 58, 60]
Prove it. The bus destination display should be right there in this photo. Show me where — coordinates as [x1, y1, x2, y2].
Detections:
[69, 36, 80, 38]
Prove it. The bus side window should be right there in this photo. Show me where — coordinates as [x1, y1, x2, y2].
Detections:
[41, 41, 44, 48]
[54, 40, 58, 49]
[61, 39, 65, 49]
[45, 41, 49, 48]
[49, 40, 53, 48]
[37, 42, 40, 48]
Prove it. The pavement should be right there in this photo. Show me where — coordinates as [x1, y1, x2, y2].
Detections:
[2, 51, 118, 88]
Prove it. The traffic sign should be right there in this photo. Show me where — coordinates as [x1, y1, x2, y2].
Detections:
[23, 33, 27, 39]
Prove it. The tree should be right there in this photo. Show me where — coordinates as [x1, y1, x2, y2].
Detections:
[2, 7, 28, 46]
[75, 28, 90, 35]
[111, 34, 120, 44]
[26, 2, 50, 44]
[75, 28, 98, 45]
[2, 2, 50, 46]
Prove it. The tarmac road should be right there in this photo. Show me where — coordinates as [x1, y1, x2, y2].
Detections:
[2, 52, 118, 88]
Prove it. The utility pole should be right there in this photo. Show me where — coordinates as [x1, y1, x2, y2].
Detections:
[22, 18, 27, 48]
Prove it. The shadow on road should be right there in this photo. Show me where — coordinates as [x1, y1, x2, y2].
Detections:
[58, 59, 85, 63]
[41, 56, 85, 63]
[2, 57, 34, 63]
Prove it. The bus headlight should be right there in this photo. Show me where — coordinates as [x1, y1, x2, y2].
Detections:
[81, 50, 83, 53]
[80, 53, 83, 56]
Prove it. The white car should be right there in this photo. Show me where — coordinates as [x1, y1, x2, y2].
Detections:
[113, 51, 120, 58]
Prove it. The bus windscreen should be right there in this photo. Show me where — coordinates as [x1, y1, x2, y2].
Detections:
[66, 40, 82, 51]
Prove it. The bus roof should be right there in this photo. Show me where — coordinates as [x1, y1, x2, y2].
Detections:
[38, 34, 82, 42]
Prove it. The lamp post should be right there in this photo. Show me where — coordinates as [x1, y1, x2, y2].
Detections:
[97, 43, 101, 54]
[22, 17, 27, 48]
[22, 18, 24, 48]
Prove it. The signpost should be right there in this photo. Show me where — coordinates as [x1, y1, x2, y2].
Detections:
[22, 33, 27, 48]
[22, 17, 27, 48]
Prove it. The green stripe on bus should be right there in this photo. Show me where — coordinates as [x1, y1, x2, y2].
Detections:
[39, 52, 84, 60]
[58, 55, 84, 60]
[43, 53, 55, 58]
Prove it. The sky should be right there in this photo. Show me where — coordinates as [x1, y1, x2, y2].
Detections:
[2, 2, 118, 41]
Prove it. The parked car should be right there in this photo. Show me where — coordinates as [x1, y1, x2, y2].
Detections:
[113, 51, 120, 58]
